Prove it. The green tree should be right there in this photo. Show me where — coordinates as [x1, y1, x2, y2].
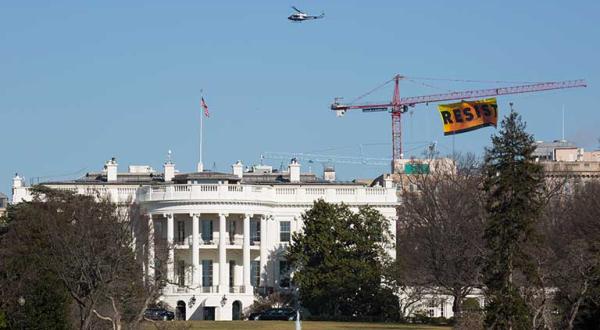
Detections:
[0, 187, 165, 330]
[0, 202, 71, 329]
[482, 110, 544, 329]
[288, 200, 397, 321]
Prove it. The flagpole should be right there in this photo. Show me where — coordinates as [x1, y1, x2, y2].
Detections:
[198, 89, 204, 172]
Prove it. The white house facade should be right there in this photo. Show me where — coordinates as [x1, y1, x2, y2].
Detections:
[12, 158, 398, 321]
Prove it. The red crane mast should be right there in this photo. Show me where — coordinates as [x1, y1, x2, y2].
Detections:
[331, 75, 587, 172]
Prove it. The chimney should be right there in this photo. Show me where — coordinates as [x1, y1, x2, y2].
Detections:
[289, 158, 300, 183]
[232, 161, 243, 178]
[164, 162, 175, 182]
[384, 174, 393, 188]
[11, 173, 27, 204]
[323, 166, 336, 182]
[12, 173, 24, 188]
[105, 157, 118, 182]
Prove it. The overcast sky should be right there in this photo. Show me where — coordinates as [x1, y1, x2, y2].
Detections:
[1, 1, 599, 192]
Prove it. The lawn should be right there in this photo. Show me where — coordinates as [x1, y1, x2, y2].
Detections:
[143, 321, 451, 330]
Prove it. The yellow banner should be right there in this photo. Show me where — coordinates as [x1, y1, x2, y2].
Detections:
[437, 98, 498, 135]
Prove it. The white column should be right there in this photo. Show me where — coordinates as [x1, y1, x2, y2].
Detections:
[147, 213, 155, 281]
[243, 213, 252, 292]
[165, 213, 174, 283]
[218, 213, 228, 293]
[259, 215, 268, 287]
[192, 213, 200, 287]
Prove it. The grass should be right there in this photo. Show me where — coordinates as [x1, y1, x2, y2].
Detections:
[143, 320, 451, 330]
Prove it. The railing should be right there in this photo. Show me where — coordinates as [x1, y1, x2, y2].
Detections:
[172, 237, 260, 248]
[275, 187, 296, 195]
[305, 187, 325, 195]
[254, 286, 274, 297]
[229, 286, 246, 294]
[228, 237, 243, 245]
[174, 236, 220, 246]
[336, 188, 356, 195]
[14, 182, 398, 205]
[138, 184, 397, 204]
[174, 286, 191, 293]
[174, 237, 257, 247]
[175, 237, 190, 246]
[201, 238, 215, 245]
[228, 185, 243, 192]
[201, 286, 219, 293]
[13, 185, 141, 204]
[174, 185, 191, 192]
[365, 187, 386, 195]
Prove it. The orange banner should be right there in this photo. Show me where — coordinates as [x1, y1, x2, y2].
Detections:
[437, 98, 498, 135]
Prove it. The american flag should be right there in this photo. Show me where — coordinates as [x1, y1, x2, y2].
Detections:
[201, 97, 210, 117]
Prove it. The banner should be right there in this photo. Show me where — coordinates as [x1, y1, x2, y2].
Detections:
[437, 98, 498, 135]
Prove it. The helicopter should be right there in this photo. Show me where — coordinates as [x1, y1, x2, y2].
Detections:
[288, 6, 324, 22]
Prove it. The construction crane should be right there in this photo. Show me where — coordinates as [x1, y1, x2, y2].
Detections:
[331, 75, 587, 172]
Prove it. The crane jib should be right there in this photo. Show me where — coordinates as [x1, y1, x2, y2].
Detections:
[397, 80, 587, 106]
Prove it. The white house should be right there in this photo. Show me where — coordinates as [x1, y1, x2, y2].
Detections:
[12, 157, 398, 321]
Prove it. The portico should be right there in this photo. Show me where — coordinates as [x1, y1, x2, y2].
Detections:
[149, 212, 266, 296]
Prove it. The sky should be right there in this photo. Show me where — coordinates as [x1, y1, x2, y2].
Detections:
[1, 1, 599, 193]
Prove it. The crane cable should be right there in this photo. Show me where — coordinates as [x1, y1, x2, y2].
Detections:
[405, 78, 454, 92]
[349, 77, 395, 104]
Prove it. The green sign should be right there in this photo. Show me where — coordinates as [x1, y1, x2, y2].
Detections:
[404, 163, 430, 174]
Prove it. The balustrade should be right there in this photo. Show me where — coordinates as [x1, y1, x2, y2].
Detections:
[229, 286, 246, 294]
[201, 286, 219, 293]
[19, 182, 397, 206]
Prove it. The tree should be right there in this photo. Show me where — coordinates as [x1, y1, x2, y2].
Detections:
[482, 110, 545, 329]
[0, 203, 72, 330]
[396, 154, 486, 320]
[287, 200, 397, 321]
[385, 259, 427, 321]
[0, 187, 166, 330]
[540, 181, 600, 330]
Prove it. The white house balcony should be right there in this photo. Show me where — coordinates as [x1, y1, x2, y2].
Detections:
[171, 237, 260, 250]
[229, 286, 246, 294]
[165, 284, 249, 295]
[137, 183, 397, 205]
[200, 286, 220, 294]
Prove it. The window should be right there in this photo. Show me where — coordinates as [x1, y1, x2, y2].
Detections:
[176, 220, 185, 244]
[250, 220, 260, 244]
[428, 299, 436, 317]
[229, 260, 235, 287]
[279, 260, 290, 288]
[155, 221, 164, 239]
[440, 299, 445, 317]
[280, 221, 291, 242]
[176, 260, 185, 286]
[202, 260, 213, 287]
[201, 220, 213, 243]
[229, 221, 236, 244]
[251, 260, 260, 287]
